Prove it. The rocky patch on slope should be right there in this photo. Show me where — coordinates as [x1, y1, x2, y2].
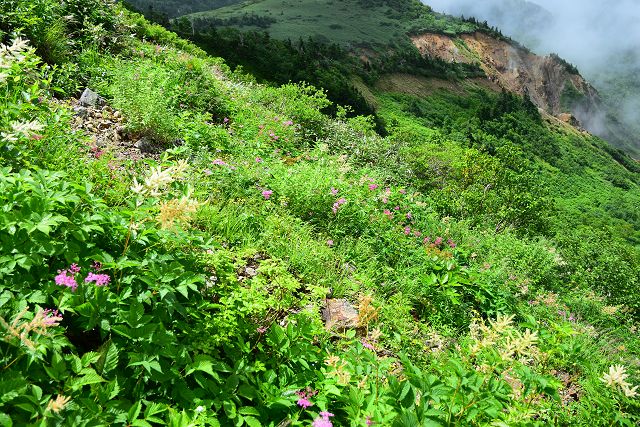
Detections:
[411, 32, 603, 129]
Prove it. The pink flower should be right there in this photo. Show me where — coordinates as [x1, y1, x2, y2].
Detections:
[382, 197, 388, 204]
[332, 198, 347, 214]
[399, 189, 406, 194]
[383, 209, 393, 218]
[42, 309, 63, 326]
[85, 272, 110, 287]
[327, 240, 334, 247]
[330, 187, 339, 196]
[394, 206, 400, 211]
[312, 418, 332, 427]
[204, 169, 213, 176]
[69, 264, 81, 274]
[361, 340, 375, 351]
[91, 261, 102, 271]
[255, 157, 263, 163]
[262, 190, 273, 200]
[447, 239, 457, 248]
[297, 397, 313, 409]
[413, 230, 422, 237]
[406, 212, 412, 220]
[257, 326, 268, 333]
[283, 120, 294, 126]
[223, 117, 229, 124]
[404, 226, 411, 236]
[313, 412, 334, 427]
[366, 416, 373, 426]
[434, 237, 443, 246]
[368, 184, 378, 191]
[212, 159, 227, 166]
[55, 270, 78, 291]
[423, 236, 431, 245]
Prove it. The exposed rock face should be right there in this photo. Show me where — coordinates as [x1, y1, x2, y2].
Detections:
[411, 32, 602, 122]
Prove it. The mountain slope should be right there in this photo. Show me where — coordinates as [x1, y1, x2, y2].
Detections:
[1, 0, 640, 425]
[425, 0, 640, 157]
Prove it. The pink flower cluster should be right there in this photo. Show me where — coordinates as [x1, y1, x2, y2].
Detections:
[312, 411, 334, 427]
[55, 269, 78, 292]
[332, 198, 347, 214]
[85, 272, 110, 287]
[296, 388, 317, 409]
[54, 262, 110, 292]
[42, 309, 63, 326]
[262, 190, 273, 200]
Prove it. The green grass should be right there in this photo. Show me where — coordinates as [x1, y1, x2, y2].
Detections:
[1, 1, 640, 425]
[182, 0, 479, 47]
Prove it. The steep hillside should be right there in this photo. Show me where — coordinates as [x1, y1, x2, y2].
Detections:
[1, 1, 640, 426]
[411, 31, 601, 124]
[128, 0, 640, 157]
[426, 0, 640, 157]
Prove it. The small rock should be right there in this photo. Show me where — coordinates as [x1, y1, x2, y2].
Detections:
[322, 299, 359, 330]
[73, 106, 88, 118]
[79, 88, 104, 107]
[134, 137, 158, 153]
[244, 267, 257, 277]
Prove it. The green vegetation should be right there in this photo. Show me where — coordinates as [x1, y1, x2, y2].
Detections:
[1, 1, 640, 426]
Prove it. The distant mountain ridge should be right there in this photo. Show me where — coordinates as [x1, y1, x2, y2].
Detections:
[126, 0, 638, 156]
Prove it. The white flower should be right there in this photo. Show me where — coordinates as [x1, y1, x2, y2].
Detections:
[8, 37, 29, 61]
[195, 405, 205, 413]
[601, 364, 638, 398]
[1, 132, 18, 142]
[11, 120, 44, 137]
[130, 177, 146, 195]
[602, 365, 630, 388]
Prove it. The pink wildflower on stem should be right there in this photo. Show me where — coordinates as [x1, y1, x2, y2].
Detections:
[327, 240, 334, 247]
[69, 264, 81, 274]
[423, 236, 431, 245]
[255, 157, 263, 163]
[332, 198, 347, 214]
[313, 411, 334, 427]
[434, 237, 443, 246]
[297, 397, 312, 409]
[383, 209, 392, 218]
[42, 309, 63, 326]
[361, 340, 375, 351]
[447, 238, 457, 248]
[91, 261, 102, 271]
[55, 270, 78, 292]
[330, 187, 339, 196]
[212, 159, 227, 166]
[85, 272, 110, 287]
[366, 416, 374, 426]
[262, 190, 273, 200]
[406, 212, 412, 220]
[404, 226, 411, 236]
[368, 184, 378, 191]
